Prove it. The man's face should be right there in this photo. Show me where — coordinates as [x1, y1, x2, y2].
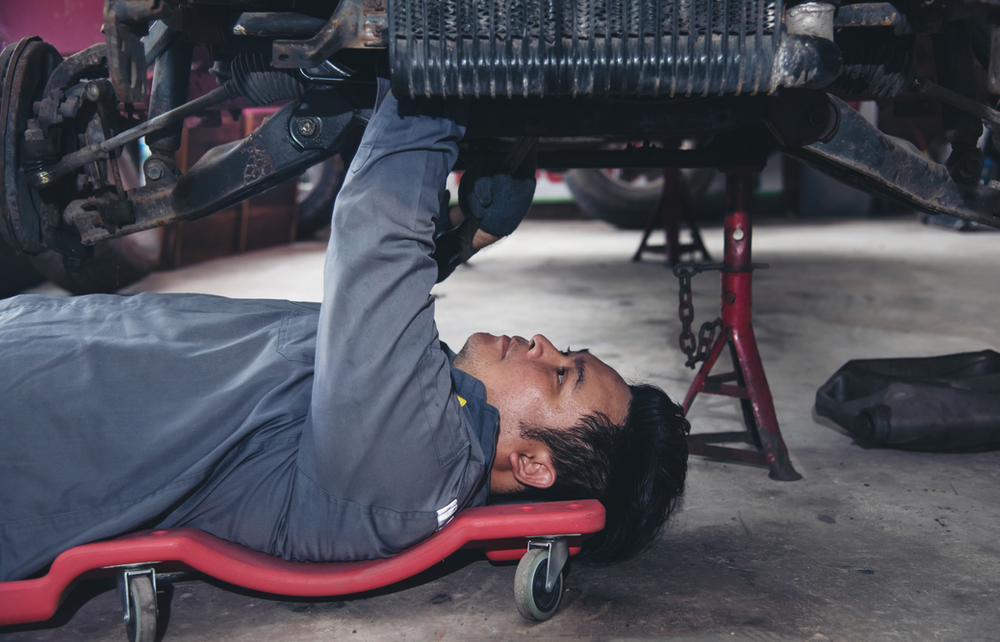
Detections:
[453, 333, 631, 436]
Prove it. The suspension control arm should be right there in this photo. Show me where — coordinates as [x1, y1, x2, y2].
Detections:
[785, 94, 1000, 229]
[63, 87, 372, 245]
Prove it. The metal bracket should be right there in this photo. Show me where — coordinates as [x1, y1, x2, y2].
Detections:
[103, 0, 148, 103]
[528, 537, 570, 593]
[116, 566, 156, 625]
[271, 0, 387, 69]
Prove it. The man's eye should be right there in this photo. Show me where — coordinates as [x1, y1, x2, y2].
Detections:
[556, 367, 566, 384]
[561, 347, 572, 356]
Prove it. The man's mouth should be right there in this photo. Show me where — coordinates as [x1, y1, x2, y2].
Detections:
[500, 335, 511, 358]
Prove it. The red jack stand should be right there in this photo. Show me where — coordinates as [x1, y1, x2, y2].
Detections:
[683, 168, 802, 481]
[633, 168, 711, 265]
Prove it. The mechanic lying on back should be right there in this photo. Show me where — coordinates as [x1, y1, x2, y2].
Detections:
[0, 80, 689, 582]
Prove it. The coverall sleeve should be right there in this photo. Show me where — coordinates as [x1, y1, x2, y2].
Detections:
[296, 80, 476, 520]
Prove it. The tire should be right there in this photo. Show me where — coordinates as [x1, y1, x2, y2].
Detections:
[514, 548, 564, 621]
[296, 155, 347, 239]
[565, 167, 718, 229]
[564, 168, 662, 229]
[124, 574, 158, 642]
[296, 128, 361, 240]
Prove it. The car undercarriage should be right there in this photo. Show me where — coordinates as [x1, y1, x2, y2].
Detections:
[3, 0, 1000, 278]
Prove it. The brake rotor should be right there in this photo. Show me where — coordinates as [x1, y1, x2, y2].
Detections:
[0, 37, 62, 255]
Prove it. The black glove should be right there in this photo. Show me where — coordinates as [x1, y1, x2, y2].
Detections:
[433, 141, 537, 282]
[432, 216, 480, 283]
[457, 153, 537, 238]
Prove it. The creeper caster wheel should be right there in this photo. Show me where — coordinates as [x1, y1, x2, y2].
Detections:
[118, 568, 157, 642]
[514, 537, 569, 621]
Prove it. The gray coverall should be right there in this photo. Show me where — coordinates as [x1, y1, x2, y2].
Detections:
[0, 80, 499, 582]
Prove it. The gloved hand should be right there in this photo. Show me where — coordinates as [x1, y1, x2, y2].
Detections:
[457, 153, 537, 238]
[432, 216, 479, 283]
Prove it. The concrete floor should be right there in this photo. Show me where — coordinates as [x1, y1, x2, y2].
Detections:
[3, 216, 999, 642]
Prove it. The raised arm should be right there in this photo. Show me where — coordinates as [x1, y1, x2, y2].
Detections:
[296, 80, 476, 526]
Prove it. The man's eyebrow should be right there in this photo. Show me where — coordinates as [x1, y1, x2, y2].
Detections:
[574, 354, 587, 390]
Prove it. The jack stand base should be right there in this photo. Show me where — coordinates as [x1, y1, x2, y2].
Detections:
[634, 168, 711, 265]
[682, 168, 801, 481]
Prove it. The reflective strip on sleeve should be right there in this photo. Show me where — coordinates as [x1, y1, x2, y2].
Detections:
[436, 498, 459, 529]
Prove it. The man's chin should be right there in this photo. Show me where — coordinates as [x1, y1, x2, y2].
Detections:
[453, 332, 499, 379]
[452, 334, 480, 370]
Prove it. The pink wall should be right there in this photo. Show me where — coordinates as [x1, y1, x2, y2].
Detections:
[0, 0, 105, 54]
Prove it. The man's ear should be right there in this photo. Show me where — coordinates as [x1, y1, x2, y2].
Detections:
[508, 449, 555, 489]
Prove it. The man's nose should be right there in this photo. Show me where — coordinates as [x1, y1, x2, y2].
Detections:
[527, 334, 556, 360]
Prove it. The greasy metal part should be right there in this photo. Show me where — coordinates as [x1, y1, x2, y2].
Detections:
[36, 44, 108, 132]
[296, 118, 319, 138]
[392, 0, 782, 98]
[390, 0, 839, 99]
[145, 33, 193, 153]
[103, 0, 148, 103]
[832, 44, 916, 97]
[64, 88, 372, 245]
[110, 0, 170, 23]
[231, 54, 305, 106]
[786, 95, 1000, 229]
[28, 84, 235, 189]
[142, 20, 179, 67]
[299, 60, 356, 83]
[142, 156, 176, 182]
[271, 0, 387, 69]
[912, 77, 1000, 129]
[762, 88, 840, 146]
[233, 12, 328, 37]
[932, 21, 984, 185]
[683, 168, 802, 482]
[92, 87, 136, 232]
[772, 34, 843, 88]
[834, 3, 903, 28]
[990, 27, 1000, 94]
[785, 3, 835, 41]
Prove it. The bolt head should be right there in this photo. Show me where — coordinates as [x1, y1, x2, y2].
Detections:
[297, 118, 319, 137]
[85, 81, 106, 102]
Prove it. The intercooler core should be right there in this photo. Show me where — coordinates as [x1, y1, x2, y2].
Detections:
[389, 0, 790, 99]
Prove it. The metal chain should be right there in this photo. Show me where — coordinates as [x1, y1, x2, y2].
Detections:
[675, 264, 698, 359]
[672, 262, 725, 369]
[691, 318, 722, 368]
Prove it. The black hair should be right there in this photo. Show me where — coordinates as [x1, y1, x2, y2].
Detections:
[507, 383, 690, 565]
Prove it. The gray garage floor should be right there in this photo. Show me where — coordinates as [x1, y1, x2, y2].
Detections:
[3, 216, 999, 642]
